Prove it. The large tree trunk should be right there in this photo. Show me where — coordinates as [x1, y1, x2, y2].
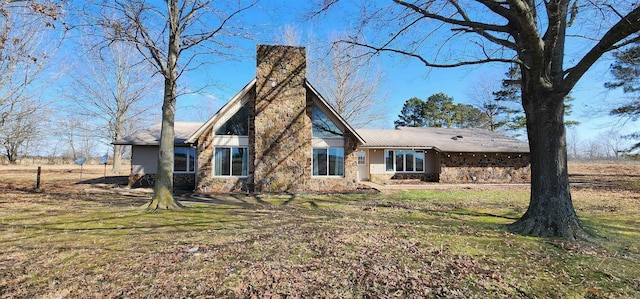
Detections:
[145, 75, 182, 210]
[112, 119, 123, 174]
[112, 100, 124, 174]
[508, 91, 588, 240]
[112, 143, 122, 174]
[145, 0, 182, 211]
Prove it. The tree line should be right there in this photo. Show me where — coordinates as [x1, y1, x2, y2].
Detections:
[395, 67, 579, 138]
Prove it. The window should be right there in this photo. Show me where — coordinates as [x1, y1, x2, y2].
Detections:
[312, 104, 343, 138]
[385, 150, 425, 173]
[214, 147, 248, 176]
[174, 147, 196, 173]
[385, 150, 394, 171]
[357, 151, 366, 165]
[313, 148, 344, 176]
[216, 104, 248, 135]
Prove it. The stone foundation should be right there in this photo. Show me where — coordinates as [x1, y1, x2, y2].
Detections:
[370, 173, 439, 184]
[128, 173, 196, 189]
[439, 152, 530, 183]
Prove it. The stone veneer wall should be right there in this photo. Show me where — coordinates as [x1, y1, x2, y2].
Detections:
[194, 44, 360, 193]
[370, 173, 439, 185]
[252, 45, 312, 193]
[128, 173, 195, 189]
[194, 122, 253, 193]
[439, 152, 530, 183]
[305, 130, 359, 192]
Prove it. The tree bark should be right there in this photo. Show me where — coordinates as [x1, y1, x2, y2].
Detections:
[145, 0, 182, 211]
[145, 75, 182, 210]
[112, 144, 122, 174]
[507, 90, 588, 240]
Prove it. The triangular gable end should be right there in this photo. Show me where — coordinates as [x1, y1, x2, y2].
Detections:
[305, 79, 365, 144]
[187, 79, 256, 143]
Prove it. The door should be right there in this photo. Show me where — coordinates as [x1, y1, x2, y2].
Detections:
[357, 150, 369, 181]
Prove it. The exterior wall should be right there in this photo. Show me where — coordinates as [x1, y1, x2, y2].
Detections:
[127, 173, 195, 189]
[131, 145, 158, 175]
[368, 148, 439, 184]
[252, 45, 312, 192]
[305, 130, 359, 192]
[439, 152, 530, 183]
[128, 145, 196, 189]
[368, 149, 386, 175]
[191, 45, 360, 194]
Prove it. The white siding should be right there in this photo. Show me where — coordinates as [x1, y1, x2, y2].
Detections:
[131, 145, 158, 175]
[369, 149, 386, 174]
[213, 136, 249, 147]
[311, 137, 344, 148]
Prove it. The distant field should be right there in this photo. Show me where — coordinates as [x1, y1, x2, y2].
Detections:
[0, 161, 638, 298]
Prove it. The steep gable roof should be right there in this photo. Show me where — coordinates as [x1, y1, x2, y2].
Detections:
[306, 79, 365, 144]
[186, 79, 255, 144]
[185, 78, 365, 145]
[357, 126, 529, 153]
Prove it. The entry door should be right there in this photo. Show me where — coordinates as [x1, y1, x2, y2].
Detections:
[357, 150, 369, 181]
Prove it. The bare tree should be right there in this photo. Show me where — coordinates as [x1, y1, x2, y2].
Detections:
[566, 127, 581, 160]
[584, 139, 605, 160]
[598, 128, 627, 159]
[84, 0, 257, 210]
[0, 99, 39, 163]
[314, 40, 388, 128]
[466, 75, 512, 132]
[276, 27, 388, 128]
[0, 1, 62, 162]
[314, 1, 640, 240]
[66, 40, 157, 174]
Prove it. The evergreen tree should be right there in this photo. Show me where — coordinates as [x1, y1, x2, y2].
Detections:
[394, 97, 426, 127]
[605, 42, 640, 152]
[494, 65, 579, 137]
[395, 93, 489, 128]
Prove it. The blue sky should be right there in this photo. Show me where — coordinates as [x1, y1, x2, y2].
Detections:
[169, 1, 634, 147]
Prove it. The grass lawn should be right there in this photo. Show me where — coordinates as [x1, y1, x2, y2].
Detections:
[0, 163, 638, 298]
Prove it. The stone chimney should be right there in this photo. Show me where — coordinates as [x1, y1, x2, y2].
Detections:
[251, 45, 311, 192]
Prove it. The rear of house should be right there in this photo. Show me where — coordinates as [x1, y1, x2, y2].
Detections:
[115, 44, 530, 193]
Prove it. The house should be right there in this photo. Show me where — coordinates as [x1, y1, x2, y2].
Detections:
[114, 44, 530, 193]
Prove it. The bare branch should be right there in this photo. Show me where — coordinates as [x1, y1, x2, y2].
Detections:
[343, 40, 521, 68]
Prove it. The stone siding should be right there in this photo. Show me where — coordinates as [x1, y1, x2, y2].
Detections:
[370, 173, 439, 184]
[252, 45, 312, 193]
[439, 152, 530, 183]
[193, 45, 360, 194]
[128, 173, 195, 190]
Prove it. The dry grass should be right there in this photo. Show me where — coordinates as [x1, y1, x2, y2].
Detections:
[0, 162, 638, 298]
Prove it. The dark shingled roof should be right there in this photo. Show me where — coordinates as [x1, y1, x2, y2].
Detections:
[113, 122, 203, 146]
[357, 127, 529, 153]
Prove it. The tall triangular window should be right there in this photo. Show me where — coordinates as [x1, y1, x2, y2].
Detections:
[312, 104, 343, 138]
[216, 103, 248, 135]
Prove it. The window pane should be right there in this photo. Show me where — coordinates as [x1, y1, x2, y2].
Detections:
[214, 148, 230, 176]
[174, 147, 187, 172]
[385, 150, 394, 172]
[231, 148, 248, 176]
[405, 150, 414, 172]
[313, 149, 328, 175]
[312, 104, 343, 137]
[357, 151, 366, 165]
[215, 104, 249, 135]
[395, 150, 404, 172]
[415, 151, 424, 172]
[329, 148, 344, 176]
[188, 148, 196, 172]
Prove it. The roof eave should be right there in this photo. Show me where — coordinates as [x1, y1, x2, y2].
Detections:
[186, 78, 256, 144]
[305, 79, 366, 144]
